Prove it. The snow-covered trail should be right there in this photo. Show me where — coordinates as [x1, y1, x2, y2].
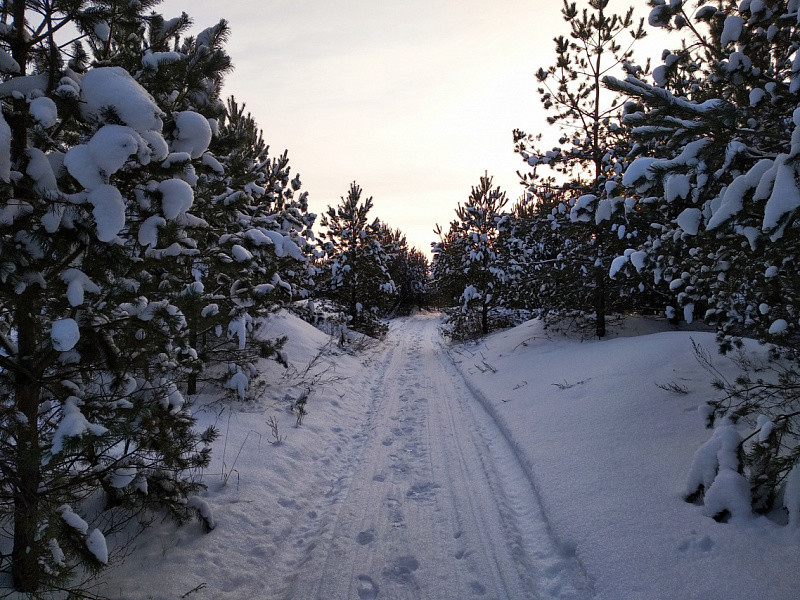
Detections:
[275, 314, 592, 600]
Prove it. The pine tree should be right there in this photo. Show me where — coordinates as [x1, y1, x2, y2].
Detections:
[0, 2, 220, 591]
[605, 0, 800, 518]
[377, 223, 429, 315]
[513, 0, 646, 337]
[432, 174, 509, 336]
[183, 97, 315, 398]
[317, 182, 395, 335]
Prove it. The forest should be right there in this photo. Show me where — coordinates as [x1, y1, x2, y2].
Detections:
[1, 0, 799, 597]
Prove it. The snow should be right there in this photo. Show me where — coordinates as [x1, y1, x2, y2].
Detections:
[0, 199, 32, 225]
[49, 539, 66, 567]
[0, 109, 10, 182]
[93, 21, 110, 42]
[227, 313, 252, 350]
[683, 302, 695, 324]
[0, 47, 20, 74]
[61, 268, 101, 307]
[109, 467, 137, 489]
[186, 496, 216, 530]
[202, 152, 224, 174]
[225, 367, 249, 400]
[768, 319, 788, 335]
[569, 194, 595, 222]
[97, 313, 800, 600]
[708, 159, 773, 229]
[676, 207, 702, 235]
[664, 173, 691, 202]
[26, 148, 57, 193]
[630, 250, 647, 271]
[0, 73, 49, 98]
[64, 145, 104, 190]
[159, 178, 194, 219]
[63, 125, 150, 193]
[762, 156, 800, 236]
[138, 215, 165, 247]
[785, 464, 800, 526]
[621, 156, 656, 187]
[231, 244, 252, 262]
[686, 424, 741, 494]
[87, 529, 109, 565]
[449, 318, 800, 600]
[721, 16, 745, 45]
[703, 468, 752, 521]
[60, 505, 89, 535]
[87, 184, 126, 242]
[142, 51, 182, 70]
[171, 111, 213, 159]
[29, 96, 58, 128]
[750, 88, 766, 106]
[594, 198, 612, 223]
[51, 318, 80, 351]
[609, 254, 629, 278]
[80, 67, 164, 133]
[50, 396, 108, 456]
[88, 125, 148, 174]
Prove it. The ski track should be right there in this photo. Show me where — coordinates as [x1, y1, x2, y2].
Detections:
[273, 314, 593, 600]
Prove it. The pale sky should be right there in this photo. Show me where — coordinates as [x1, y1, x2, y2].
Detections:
[159, 0, 659, 254]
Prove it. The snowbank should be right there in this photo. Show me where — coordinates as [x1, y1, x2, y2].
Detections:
[98, 310, 373, 599]
[450, 319, 800, 600]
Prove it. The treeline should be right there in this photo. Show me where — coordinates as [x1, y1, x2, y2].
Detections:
[433, 0, 800, 525]
[0, 0, 426, 593]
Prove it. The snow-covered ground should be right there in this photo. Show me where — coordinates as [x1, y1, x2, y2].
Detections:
[97, 312, 800, 600]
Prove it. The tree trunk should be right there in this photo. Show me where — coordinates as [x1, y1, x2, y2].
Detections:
[10, 5, 43, 590]
[594, 261, 606, 339]
[481, 300, 488, 335]
[350, 275, 359, 326]
[187, 309, 199, 395]
[12, 304, 43, 592]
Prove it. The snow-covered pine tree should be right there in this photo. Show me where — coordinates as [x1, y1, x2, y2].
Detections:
[394, 245, 430, 314]
[430, 219, 465, 309]
[513, 0, 647, 337]
[0, 1, 218, 592]
[605, 0, 800, 518]
[317, 182, 395, 336]
[183, 96, 316, 399]
[433, 174, 509, 336]
[499, 185, 570, 314]
[377, 223, 429, 315]
[606, 0, 800, 343]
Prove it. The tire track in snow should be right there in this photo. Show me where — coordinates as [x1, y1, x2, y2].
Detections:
[279, 314, 593, 599]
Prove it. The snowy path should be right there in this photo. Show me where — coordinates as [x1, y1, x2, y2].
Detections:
[274, 314, 591, 600]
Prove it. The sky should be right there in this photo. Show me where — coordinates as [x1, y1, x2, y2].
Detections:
[159, 0, 663, 255]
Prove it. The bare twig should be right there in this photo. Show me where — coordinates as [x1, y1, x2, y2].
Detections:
[266, 415, 284, 445]
[655, 381, 689, 395]
[552, 378, 589, 390]
[181, 583, 207, 598]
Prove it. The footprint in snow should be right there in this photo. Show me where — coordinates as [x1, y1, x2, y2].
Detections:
[356, 575, 378, 600]
[356, 530, 375, 545]
[469, 581, 487, 595]
[406, 482, 439, 502]
[383, 555, 420, 582]
[678, 532, 715, 553]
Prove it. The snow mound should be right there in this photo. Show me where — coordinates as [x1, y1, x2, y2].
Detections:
[80, 67, 163, 133]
